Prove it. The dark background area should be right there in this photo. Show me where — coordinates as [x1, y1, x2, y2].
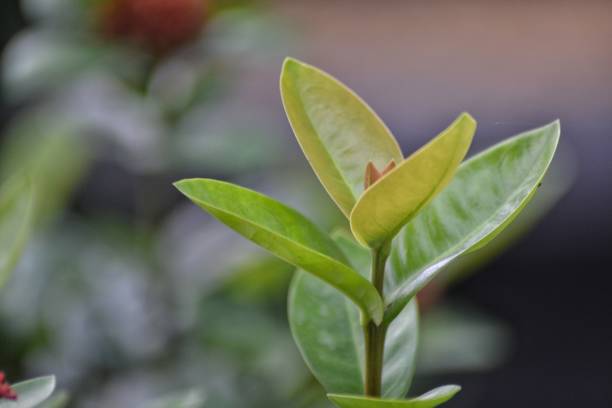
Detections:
[1, 1, 611, 407]
[0, 0, 24, 132]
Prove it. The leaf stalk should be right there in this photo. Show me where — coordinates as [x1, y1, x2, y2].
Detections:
[364, 243, 390, 396]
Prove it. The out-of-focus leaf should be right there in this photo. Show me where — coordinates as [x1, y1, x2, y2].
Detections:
[385, 121, 560, 322]
[0, 178, 35, 289]
[2, 31, 109, 100]
[350, 114, 475, 249]
[0, 376, 55, 408]
[35, 391, 69, 408]
[288, 232, 418, 397]
[207, 8, 293, 58]
[281, 57, 403, 217]
[0, 114, 89, 225]
[21, 0, 98, 25]
[172, 124, 284, 173]
[418, 306, 511, 375]
[175, 178, 383, 323]
[146, 390, 206, 408]
[221, 255, 294, 303]
[198, 298, 308, 401]
[328, 385, 461, 408]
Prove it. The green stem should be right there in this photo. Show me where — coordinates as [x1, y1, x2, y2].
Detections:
[364, 245, 390, 397]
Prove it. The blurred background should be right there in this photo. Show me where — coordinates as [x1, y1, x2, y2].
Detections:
[0, 0, 611, 407]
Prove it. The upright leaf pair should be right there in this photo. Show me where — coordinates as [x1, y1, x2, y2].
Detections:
[175, 57, 560, 407]
[281, 58, 476, 249]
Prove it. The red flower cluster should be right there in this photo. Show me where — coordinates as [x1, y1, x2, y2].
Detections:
[0, 372, 17, 401]
[101, 0, 208, 54]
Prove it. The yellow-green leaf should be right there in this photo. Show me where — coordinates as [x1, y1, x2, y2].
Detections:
[350, 113, 476, 248]
[280, 57, 403, 217]
[174, 178, 384, 323]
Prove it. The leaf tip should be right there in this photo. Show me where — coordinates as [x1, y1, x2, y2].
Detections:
[44, 375, 56, 390]
[173, 178, 210, 200]
[442, 384, 461, 394]
[457, 112, 477, 132]
[282, 56, 300, 68]
[172, 179, 191, 195]
[532, 119, 561, 153]
[281, 56, 306, 80]
[550, 118, 561, 138]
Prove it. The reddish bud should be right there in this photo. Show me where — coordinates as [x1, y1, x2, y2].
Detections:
[100, 0, 208, 54]
[364, 159, 397, 189]
[0, 372, 17, 401]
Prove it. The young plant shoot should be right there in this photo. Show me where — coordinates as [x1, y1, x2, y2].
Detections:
[175, 58, 560, 407]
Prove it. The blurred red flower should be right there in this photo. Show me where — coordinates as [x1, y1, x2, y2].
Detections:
[0, 372, 17, 401]
[101, 0, 209, 54]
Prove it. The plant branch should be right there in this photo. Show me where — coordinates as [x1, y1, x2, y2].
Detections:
[364, 243, 390, 397]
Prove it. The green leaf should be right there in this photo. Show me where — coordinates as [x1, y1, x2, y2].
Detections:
[0, 376, 55, 408]
[280, 57, 403, 217]
[288, 232, 418, 397]
[442, 157, 572, 285]
[350, 113, 476, 248]
[328, 385, 460, 408]
[0, 178, 35, 289]
[385, 121, 560, 322]
[174, 178, 383, 323]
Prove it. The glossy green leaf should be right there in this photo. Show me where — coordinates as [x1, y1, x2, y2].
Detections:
[175, 178, 383, 323]
[280, 57, 403, 217]
[442, 157, 572, 285]
[328, 385, 460, 408]
[350, 113, 476, 248]
[0, 376, 55, 408]
[385, 121, 560, 322]
[288, 232, 418, 396]
[0, 178, 35, 289]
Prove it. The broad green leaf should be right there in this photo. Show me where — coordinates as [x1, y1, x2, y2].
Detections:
[385, 121, 560, 322]
[289, 232, 418, 397]
[0, 178, 35, 289]
[350, 113, 476, 248]
[0, 376, 55, 408]
[175, 178, 383, 323]
[442, 157, 572, 285]
[280, 57, 403, 217]
[328, 385, 460, 408]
